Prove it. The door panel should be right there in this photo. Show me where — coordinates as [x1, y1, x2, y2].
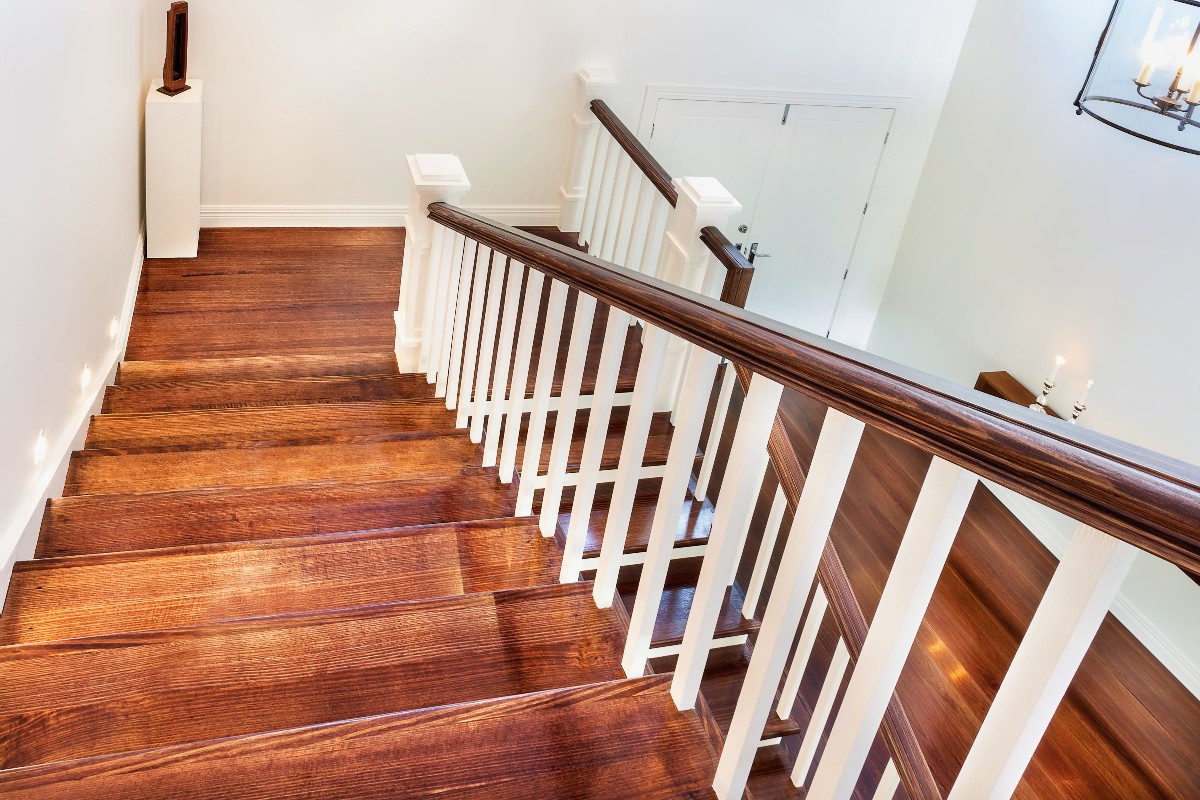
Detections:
[745, 104, 892, 335]
[648, 99, 782, 236]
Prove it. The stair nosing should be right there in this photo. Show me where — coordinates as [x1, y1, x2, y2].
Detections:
[0, 581, 593, 655]
[72, 427, 464, 458]
[15, 516, 543, 573]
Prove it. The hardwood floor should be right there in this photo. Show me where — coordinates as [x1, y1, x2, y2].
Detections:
[0, 227, 722, 797]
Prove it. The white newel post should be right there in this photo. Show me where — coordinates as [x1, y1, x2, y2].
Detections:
[395, 154, 470, 374]
[653, 177, 741, 410]
[559, 68, 617, 234]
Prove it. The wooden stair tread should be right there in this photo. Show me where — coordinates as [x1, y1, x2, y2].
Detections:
[651, 645, 802, 742]
[125, 302, 399, 361]
[622, 584, 758, 650]
[0, 583, 624, 768]
[0, 676, 719, 800]
[560, 491, 716, 559]
[102, 373, 431, 414]
[116, 353, 400, 385]
[746, 746, 805, 800]
[38, 472, 517, 557]
[64, 432, 478, 496]
[1, 518, 559, 644]
[516, 406, 683, 475]
[84, 399, 456, 450]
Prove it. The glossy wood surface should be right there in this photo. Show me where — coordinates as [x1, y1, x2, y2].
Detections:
[427, 202, 1200, 573]
[103, 373, 428, 413]
[591, 99, 679, 207]
[3, 519, 560, 644]
[0, 677, 720, 800]
[702, 226, 756, 309]
[0, 583, 623, 768]
[2, 227, 722, 795]
[84, 399, 456, 450]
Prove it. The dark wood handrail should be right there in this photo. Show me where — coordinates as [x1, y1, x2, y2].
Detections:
[427, 202, 1200, 574]
[701, 226, 755, 308]
[590, 99, 678, 207]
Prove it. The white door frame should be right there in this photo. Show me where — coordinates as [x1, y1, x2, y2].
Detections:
[636, 85, 911, 348]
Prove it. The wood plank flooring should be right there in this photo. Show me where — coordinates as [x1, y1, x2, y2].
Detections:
[0, 227, 721, 797]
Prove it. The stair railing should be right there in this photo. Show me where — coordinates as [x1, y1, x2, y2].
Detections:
[408, 197, 1198, 800]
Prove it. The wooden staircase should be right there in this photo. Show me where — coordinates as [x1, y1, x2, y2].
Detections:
[0, 228, 727, 798]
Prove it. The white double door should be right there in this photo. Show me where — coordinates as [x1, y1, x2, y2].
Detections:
[647, 97, 892, 337]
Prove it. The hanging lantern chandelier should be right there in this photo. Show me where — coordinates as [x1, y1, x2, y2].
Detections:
[1077, 0, 1200, 154]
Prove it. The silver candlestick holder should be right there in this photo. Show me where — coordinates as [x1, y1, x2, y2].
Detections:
[1029, 378, 1056, 413]
[1070, 400, 1087, 424]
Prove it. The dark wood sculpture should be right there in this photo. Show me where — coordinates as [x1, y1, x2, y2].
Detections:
[158, 2, 190, 96]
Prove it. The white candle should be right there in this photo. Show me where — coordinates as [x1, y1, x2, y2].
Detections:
[1188, 80, 1200, 103]
[1137, 62, 1155, 85]
[1049, 355, 1066, 383]
[1078, 379, 1094, 404]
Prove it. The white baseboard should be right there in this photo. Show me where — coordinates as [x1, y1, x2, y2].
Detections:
[984, 480, 1200, 699]
[0, 228, 145, 602]
[200, 204, 560, 229]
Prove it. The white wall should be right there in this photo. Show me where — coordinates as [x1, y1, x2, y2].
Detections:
[159, 0, 976, 331]
[870, 0, 1200, 693]
[0, 2, 150, 590]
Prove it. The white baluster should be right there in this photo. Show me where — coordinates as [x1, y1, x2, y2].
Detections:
[640, 195, 671, 279]
[619, 176, 657, 273]
[560, 305, 631, 582]
[599, 159, 633, 262]
[592, 324, 671, 607]
[695, 364, 736, 502]
[671, 374, 783, 711]
[777, 587, 829, 718]
[743, 484, 788, 619]
[470, 253, 507, 444]
[621, 344, 722, 677]
[578, 130, 610, 251]
[455, 245, 491, 429]
[948, 524, 1137, 800]
[871, 761, 901, 800]
[433, 233, 466, 398]
[809, 458, 978, 800]
[616, 177, 650, 269]
[538, 292, 599, 535]
[514, 280, 569, 517]
[396, 154, 470, 373]
[559, 68, 616, 234]
[420, 223, 447, 382]
[791, 640, 851, 788]
[444, 239, 478, 411]
[498, 269, 545, 483]
[588, 138, 622, 256]
[482, 260, 525, 467]
[712, 409, 866, 799]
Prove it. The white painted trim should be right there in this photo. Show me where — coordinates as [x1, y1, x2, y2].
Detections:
[200, 204, 560, 228]
[0, 227, 146, 603]
[636, 84, 909, 141]
[984, 480, 1200, 699]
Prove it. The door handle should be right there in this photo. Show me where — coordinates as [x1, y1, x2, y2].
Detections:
[748, 242, 772, 265]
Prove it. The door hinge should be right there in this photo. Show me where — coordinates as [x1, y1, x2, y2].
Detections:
[650, 123, 655, 139]
[781, 104, 791, 125]
[843, 268, 849, 280]
[863, 202, 869, 214]
[884, 131, 890, 144]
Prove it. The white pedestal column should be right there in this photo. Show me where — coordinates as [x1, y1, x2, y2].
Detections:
[653, 176, 740, 410]
[559, 68, 617, 234]
[146, 80, 202, 258]
[395, 154, 470, 373]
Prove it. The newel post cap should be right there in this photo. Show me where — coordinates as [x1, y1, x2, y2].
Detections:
[407, 154, 471, 191]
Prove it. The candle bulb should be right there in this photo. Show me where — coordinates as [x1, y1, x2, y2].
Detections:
[1137, 62, 1155, 84]
[1188, 80, 1200, 103]
[1048, 355, 1066, 383]
[1079, 379, 1094, 404]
